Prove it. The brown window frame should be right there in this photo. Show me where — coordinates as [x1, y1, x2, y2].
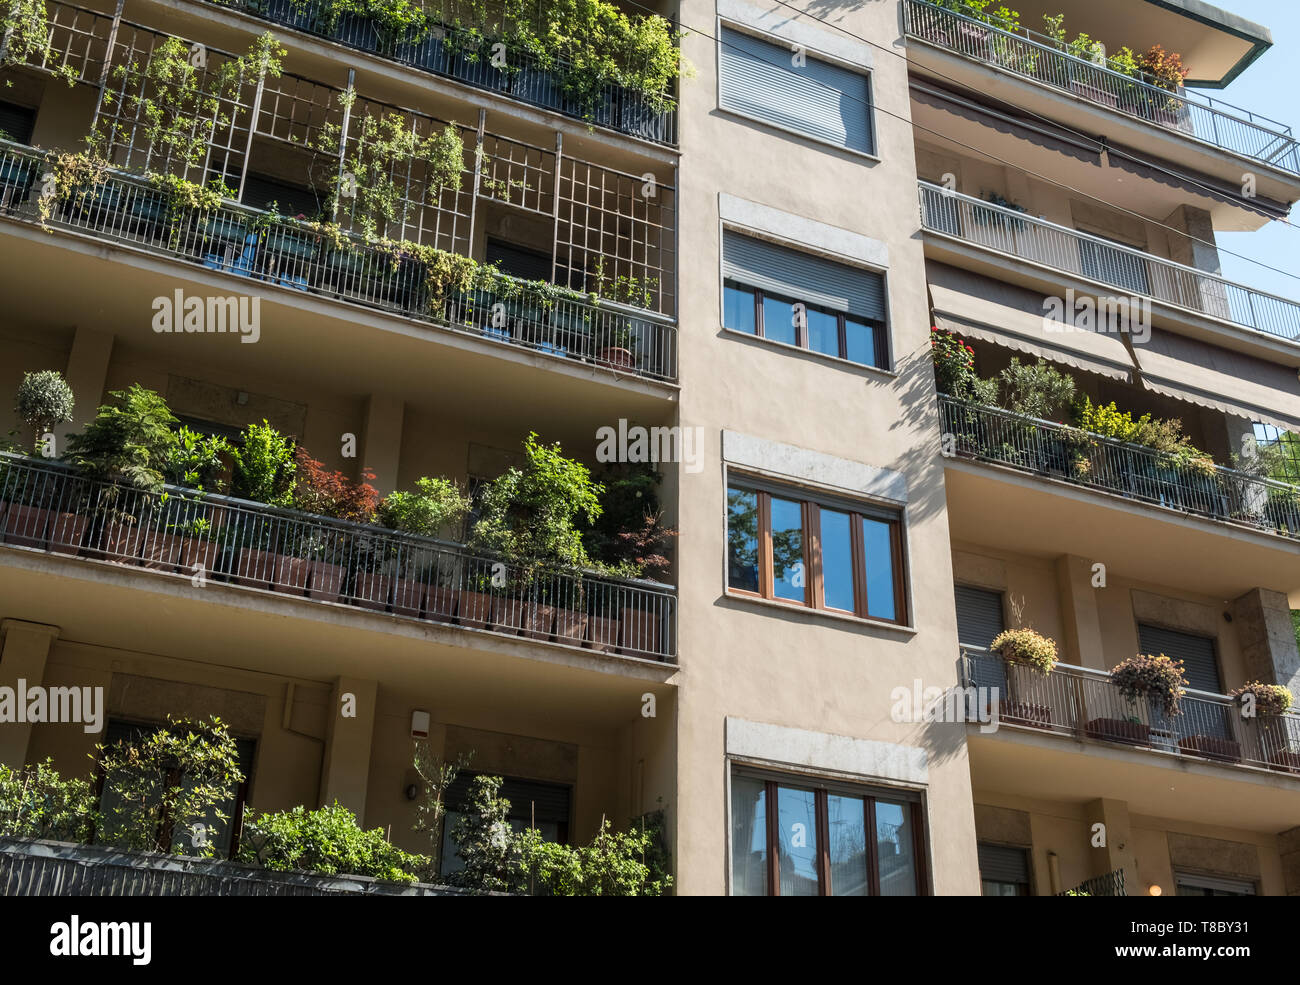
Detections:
[727, 481, 907, 625]
[735, 769, 928, 897]
[724, 279, 890, 369]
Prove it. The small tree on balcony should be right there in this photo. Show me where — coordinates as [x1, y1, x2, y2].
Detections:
[65, 385, 179, 493]
[14, 369, 74, 455]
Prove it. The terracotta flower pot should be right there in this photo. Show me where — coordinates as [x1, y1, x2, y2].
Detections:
[619, 606, 662, 657]
[351, 567, 393, 611]
[391, 576, 426, 618]
[1084, 717, 1150, 746]
[585, 613, 620, 653]
[183, 537, 223, 580]
[1001, 702, 1052, 728]
[99, 520, 144, 564]
[521, 603, 557, 642]
[307, 559, 345, 601]
[491, 594, 530, 634]
[48, 512, 88, 553]
[4, 504, 51, 548]
[424, 585, 459, 622]
[276, 556, 311, 595]
[598, 347, 635, 371]
[140, 530, 188, 571]
[553, 607, 589, 646]
[233, 547, 278, 587]
[458, 590, 495, 629]
[1178, 734, 1241, 764]
[1267, 749, 1300, 774]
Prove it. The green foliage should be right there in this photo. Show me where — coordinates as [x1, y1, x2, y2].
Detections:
[0, 759, 97, 841]
[1071, 396, 1212, 470]
[238, 803, 430, 882]
[97, 716, 243, 855]
[470, 432, 603, 571]
[411, 742, 472, 874]
[447, 774, 522, 892]
[163, 425, 230, 491]
[517, 817, 671, 896]
[65, 385, 179, 493]
[14, 369, 74, 450]
[1, 0, 76, 84]
[990, 627, 1058, 675]
[1110, 654, 1187, 717]
[997, 357, 1076, 420]
[377, 476, 471, 536]
[291, 447, 378, 522]
[229, 420, 296, 507]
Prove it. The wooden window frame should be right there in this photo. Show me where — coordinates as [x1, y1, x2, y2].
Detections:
[737, 770, 928, 897]
[727, 481, 907, 625]
[723, 278, 889, 369]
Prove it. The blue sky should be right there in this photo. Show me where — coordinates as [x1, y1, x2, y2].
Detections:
[1191, 0, 1300, 299]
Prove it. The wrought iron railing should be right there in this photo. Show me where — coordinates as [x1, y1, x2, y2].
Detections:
[903, 0, 1300, 175]
[1059, 868, 1126, 896]
[0, 452, 677, 662]
[963, 648, 1300, 775]
[919, 182, 1300, 345]
[0, 141, 677, 382]
[202, 0, 677, 144]
[938, 396, 1300, 540]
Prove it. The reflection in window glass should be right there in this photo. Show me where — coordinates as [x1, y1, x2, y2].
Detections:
[770, 497, 805, 601]
[862, 516, 896, 621]
[762, 295, 798, 345]
[827, 793, 869, 896]
[820, 508, 854, 611]
[731, 775, 768, 896]
[727, 488, 760, 592]
[777, 786, 819, 896]
[806, 307, 839, 356]
[876, 799, 917, 896]
[845, 318, 878, 367]
[724, 283, 756, 334]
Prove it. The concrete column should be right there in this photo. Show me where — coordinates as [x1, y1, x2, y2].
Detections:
[360, 395, 404, 495]
[0, 620, 60, 766]
[1083, 797, 1139, 894]
[318, 676, 378, 821]
[1232, 588, 1300, 693]
[1162, 204, 1229, 318]
[1054, 555, 1105, 670]
[1280, 827, 1300, 896]
[56, 326, 114, 449]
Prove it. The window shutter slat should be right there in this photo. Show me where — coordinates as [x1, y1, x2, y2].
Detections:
[719, 27, 873, 154]
[1137, 624, 1222, 693]
[0, 101, 36, 144]
[955, 586, 1005, 650]
[723, 230, 885, 321]
[978, 843, 1029, 884]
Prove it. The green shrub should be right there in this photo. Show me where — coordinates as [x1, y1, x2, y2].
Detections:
[517, 819, 671, 896]
[990, 628, 1058, 674]
[163, 425, 231, 491]
[229, 420, 296, 507]
[239, 803, 430, 882]
[1110, 654, 1187, 717]
[377, 476, 471, 537]
[65, 385, 179, 492]
[998, 358, 1075, 420]
[0, 758, 97, 841]
[14, 370, 74, 451]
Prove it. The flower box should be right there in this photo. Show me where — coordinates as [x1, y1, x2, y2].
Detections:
[307, 559, 345, 601]
[47, 512, 88, 553]
[1178, 734, 1241, 764]
[140, 530, 188, 572]
[585, 613, 620, 654]
[4, 504, 50, 548]
[233, 547, 278, 587]
[458, 590, 494, 629]
[1084, 717, 1150, 746]
[1001, 702, 1052, 728]
[521, 602, 558, 642]
[424, 585, 459, 622]
[276, 555, 311, 595]
[98, 519, 144, 564]
[553, 607, 589, 647]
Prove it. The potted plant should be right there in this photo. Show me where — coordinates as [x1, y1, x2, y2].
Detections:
[1090, 653, 1187, 745]
[1230, 681, 1295, 770]
[376, 475, 470, 618]
[140, 495, 192, 572]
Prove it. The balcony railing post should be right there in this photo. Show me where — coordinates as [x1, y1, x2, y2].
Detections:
[330, 67, 356, 220]
[550, 130, 563, 286]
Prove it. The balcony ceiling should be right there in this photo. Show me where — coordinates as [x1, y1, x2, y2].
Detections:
[1008, 0, 1271, 87]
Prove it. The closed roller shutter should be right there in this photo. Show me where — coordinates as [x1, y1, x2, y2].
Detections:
[955, 585, 1005, 650]
[722, 230, 886, 321]
[0, 101, 36, 144]
[1137, 624, 1221, 693]
[445, 773, 571, 827]
[719, 26, 873, 154]
[978, 843, 1029, 884]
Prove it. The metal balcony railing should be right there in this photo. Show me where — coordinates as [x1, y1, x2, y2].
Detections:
[938, 395, 1300, 541]
[201, 0, 677, 144]
[919, 182, 1300, 345]
[0, 141, 677, 382]
[0, 452, 678, 662]
[903, 0, 1300, 175]
[1058, 869, 1126, 896]
[962, 648, 1300, 775]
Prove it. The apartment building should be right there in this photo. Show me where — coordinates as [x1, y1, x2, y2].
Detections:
[0, 0, 1297, 897]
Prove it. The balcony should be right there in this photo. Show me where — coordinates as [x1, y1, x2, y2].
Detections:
[938, 395, 1300, 541]
[0, 452, 677, 663]
[962, 648, 1300, 777]
[919, 182, 1300, 348]
[903, 0, 1300, 177]
[197, 0, 678, 144]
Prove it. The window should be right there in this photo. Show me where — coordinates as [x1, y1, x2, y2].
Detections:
[486, 238, 553, 282]
[1174, 872, 1256, 896]
[978, 843, 1031, 896]
[718, 26, 874, 155]
[1136, 624, 1221, 693]
[726, 481, 906, 623]
[0, 100, 37, 145]
[439, 773, 571, 878]
[722, 231, 889, 368]
[1252, 422, 1300, 484]
[956, 585, 1008, 695]
[730, 769, 925, 896]
[96, 720, 256, 859]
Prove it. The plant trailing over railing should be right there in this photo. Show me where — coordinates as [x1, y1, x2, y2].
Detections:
[238, 802, 431, 882]
[990, 627, 1058, 675]
[1229, 681, 1294, 718]
[1110, 653, 1187, 717]
[0, 0, 78, 84]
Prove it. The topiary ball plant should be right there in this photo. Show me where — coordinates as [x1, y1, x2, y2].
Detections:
[990, 628, 1059, 675]
[1110, 654, 1187, 717]
[1228, 681, 1293, 718]
[14, 369, 75, 451]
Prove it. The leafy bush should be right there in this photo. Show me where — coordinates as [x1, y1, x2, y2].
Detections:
[97, 716, 244, 855]
[292, 447, 379, 522]
[1138, 44, 1185, 90]
[470, 432, 603, 570]
[65, 385, 179, 492]
[229, 420, 296, 507]
[1071, 396, 1212, 470]
[14, 370, 74, 450]
[1229, 681, 1293, 718]
[1110, 654, 1187, 717]
[0, 758, 97, 841]
[990, 628, 1058, 675]
[998, 358, 1075, 420]
[517, 818, 671, 896]
[163, 425, 231, 491]
[377, 476, 471, 537]
[448, 775, 523, 892]
[239, 803, 430, 882]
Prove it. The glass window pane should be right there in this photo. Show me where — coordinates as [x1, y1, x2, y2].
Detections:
[770, 497, 806, 602]
[827, 793, 869, 896]
[724, 283, 756, 334]
[777, 786, 819, 896]
[727, 488, 760, 592]
[730, 776, 768, 896]
[806, 307, 839, 356]
[845, 318, 879, 367]
[819, 508, 855, 611]
[875, 799, 918, 896]
[861, 516, 897, 621]
[762, 295, 798, 345]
